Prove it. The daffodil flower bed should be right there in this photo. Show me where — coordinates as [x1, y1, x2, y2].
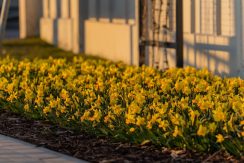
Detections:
[0, 56, 243, 157]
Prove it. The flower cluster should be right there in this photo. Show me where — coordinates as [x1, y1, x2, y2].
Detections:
[0, 56, 243, 156]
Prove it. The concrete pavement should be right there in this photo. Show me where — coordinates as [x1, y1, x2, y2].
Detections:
[0, 134, 88, 163]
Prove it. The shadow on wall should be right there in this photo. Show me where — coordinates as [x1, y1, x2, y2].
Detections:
[183, 36, 237, 77]
[53, 21, 58, 45]
[182, 0, 243, 77]
[88, 0, 135, 22]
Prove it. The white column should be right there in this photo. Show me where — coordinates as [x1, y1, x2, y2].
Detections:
[19, 0, 43, 38]
[71, 0, 88, 53]
[57, 0, 72, 50]
[61, 0, 70, 18]
[70, 0, 80, 53]
[40, 0, 60, 44]
[43, 0, 50, 18]
[50, 0, 61, 19]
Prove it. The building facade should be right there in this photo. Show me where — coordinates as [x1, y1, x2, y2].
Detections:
[19, 0, 244, 77]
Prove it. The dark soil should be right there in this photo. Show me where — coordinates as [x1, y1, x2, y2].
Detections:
[0, 109, 242, 163]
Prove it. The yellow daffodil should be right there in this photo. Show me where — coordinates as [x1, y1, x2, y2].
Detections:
[213, 107, 227, 122]
[173, 126, 182, 137]
[130, 128, 136, 133]
[197, 125, 208, 137]
[216, 134, 225, 143]
[209, 123, 217, 133]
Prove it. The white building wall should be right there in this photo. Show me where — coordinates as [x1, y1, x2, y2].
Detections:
[84, 0, 139, 65]
[57, 0, 72, 51]
[19, 0, 244, 77]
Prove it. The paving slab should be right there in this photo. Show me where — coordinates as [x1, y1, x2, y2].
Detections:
[0, 134, 88, 163]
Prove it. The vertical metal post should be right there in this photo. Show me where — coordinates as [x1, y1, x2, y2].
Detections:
[0, 0, 11, 41]
[176, 0, 184, 68]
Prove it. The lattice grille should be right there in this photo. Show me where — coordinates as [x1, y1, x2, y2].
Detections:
[140, 0, 175, 70]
